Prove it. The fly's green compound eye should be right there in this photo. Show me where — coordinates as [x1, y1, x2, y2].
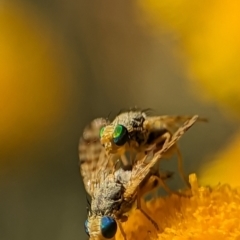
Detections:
[99, 126, 105, 138]
[113, 124, 128, 146]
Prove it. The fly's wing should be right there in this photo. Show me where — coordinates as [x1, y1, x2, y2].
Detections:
[78, 118, 114, 197]
[123, 115, 199, 199]
[144, 115, 207, 135]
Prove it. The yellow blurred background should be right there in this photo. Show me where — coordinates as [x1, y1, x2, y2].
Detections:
[1, 0, 240, 239]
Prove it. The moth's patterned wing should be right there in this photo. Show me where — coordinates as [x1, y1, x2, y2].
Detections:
[79, 118, 113, 197]
[123, 115, 199, 199]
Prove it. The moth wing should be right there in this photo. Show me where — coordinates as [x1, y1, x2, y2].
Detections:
[78, 118, 114, 197]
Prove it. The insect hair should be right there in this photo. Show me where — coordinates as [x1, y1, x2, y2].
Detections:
[106, 111, 112, 121]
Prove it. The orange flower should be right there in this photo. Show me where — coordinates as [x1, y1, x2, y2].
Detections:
[116, 174, 240, 240]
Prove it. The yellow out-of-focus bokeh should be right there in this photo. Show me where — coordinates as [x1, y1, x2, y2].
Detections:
[138, 0, 240, 115]
[0, 3, 72, 162]
[137, 0, 240, 186]
[199, 133, 240, 187]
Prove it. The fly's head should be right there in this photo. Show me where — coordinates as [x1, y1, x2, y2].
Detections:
[91, 180, 124, 215]
[85, 215, 118, 240]
[99, 124, 129, 155]
[99, 110, 147, 155]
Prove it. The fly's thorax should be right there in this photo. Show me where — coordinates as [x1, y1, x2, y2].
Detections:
[116, 113, 147, 146]
[112, 111, 146, 130]
[86, 215, 117, 240]
[111, 111, 148, 148]
[91, 180, 124, 215]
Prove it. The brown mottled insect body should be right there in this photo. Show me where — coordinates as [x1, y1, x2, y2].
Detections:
[79, 114, 200, 239]
[91, 177, 124, 215]
[100, 110, 206, 187]
[86, 169, 131, 240]
[100, 110, 201, 155]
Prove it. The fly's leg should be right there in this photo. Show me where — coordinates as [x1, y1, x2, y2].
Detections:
[117, 220, 127, 240]
[136, 186, 159, 231]
[112, 152, 130, 169]
[156, 132, 191, 189]
[145, 174, 180, 197]
[138, 175, 161, 197]
[154, 132, 191, 195]
[176, 146, 191, 188]
[120, 154, 130, 167]
[149, 132, 176, 196]
[157, 176, 175, 195]
[157, 175, 188, 197]
[139, 169, 189, 199]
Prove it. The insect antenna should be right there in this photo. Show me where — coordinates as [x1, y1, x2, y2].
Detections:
[141, 108, 153, 113]
[117, 108, 125, 115]
[107, 111, 112, 121]
[142, 108, 156, 115]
